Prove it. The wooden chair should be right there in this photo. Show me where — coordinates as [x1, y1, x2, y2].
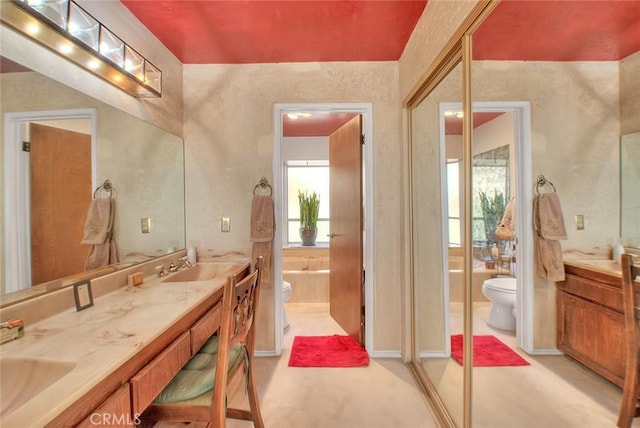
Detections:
[141, 257, 265, 428]
[618, 253, 640, 428]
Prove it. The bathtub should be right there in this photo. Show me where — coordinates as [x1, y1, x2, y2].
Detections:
[282, 248, 330, 303]
[448, 255, 493, 302]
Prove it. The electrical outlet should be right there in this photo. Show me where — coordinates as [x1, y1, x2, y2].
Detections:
[575, 214, 584, 230]
[141, 217, 151, 233]
[221, 217, 231, 232]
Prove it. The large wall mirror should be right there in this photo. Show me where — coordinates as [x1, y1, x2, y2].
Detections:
[408, 1, 639, 426]
[410, 61, 463, 426]
[467, 1, 638, 426]
[1, 35, 185, 306]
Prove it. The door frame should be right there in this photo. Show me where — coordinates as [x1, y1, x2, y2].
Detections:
[3, 108, 97, 293]
[273, 103, 374, 356]
[439, 101, 535, 353]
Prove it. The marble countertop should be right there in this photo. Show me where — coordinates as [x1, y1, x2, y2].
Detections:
[0, 262, 243, 427]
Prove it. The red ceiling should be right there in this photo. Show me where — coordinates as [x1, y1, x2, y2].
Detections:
[283, 112, 357, 137]
[121, 1, 428, 64]
[1, 56, 32, 73]
[121, 1, 640, 65]
[473, 0, 640, 61]
[445, 113, 504, 136]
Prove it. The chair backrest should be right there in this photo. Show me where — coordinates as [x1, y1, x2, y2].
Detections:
[621, 254, 640, 324]
[211, 257, 263, 421]
[619, 253, 640, 428]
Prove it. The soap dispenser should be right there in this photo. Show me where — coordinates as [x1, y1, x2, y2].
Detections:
[613, 239, 625, 263]
[187, 244, 197, 265]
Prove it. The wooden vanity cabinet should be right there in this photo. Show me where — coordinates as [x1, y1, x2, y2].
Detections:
[129, 301, 223, 415]
[76, 384, 132, 428]
[130, 331, 192, 415]
[557, 264, 626, 387]
[45, 278, 233, 427]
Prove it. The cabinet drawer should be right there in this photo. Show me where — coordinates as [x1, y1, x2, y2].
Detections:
[76, 384, 132, 428]
[559, 273, 622, 313]
[190, 301, 222, 354]
[130, 331, 190, 415]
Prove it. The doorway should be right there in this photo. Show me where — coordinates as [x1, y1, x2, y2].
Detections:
[3, 109, 96, 293]
[272, 103, 374, 356]
[438, 101, 533, 352]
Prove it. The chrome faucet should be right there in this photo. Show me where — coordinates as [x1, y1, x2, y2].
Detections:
[169, 256, 192, 272]
[154, 265, 168, 277]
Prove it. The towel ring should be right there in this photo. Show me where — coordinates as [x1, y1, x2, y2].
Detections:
[253, 177, 272, 196]
[536, 175, 556, 194]
[94, 179, 114, 198]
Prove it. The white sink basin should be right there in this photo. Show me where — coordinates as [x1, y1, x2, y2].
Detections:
[162, 262, 243, 282]
[1, 357, 76, 417]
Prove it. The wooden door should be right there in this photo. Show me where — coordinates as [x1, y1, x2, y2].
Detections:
[329, 115, 364, 345]
[30, 123, 91, 284]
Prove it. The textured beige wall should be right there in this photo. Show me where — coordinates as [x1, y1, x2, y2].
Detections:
[399, 0, 479, 100]
[472, 60, 620, 348]
[182, 62, 402, 352]
[620, 50, 640, 134]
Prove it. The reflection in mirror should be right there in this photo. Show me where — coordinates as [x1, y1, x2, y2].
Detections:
[410, 63, 462, 426]
[621, 131, 640, 249]
[470, 1, 640, 425]
[1, 56, 185, 307]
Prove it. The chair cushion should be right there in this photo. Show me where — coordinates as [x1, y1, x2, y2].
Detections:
[199, 334, 220, 354]
[153, 342, 246, 404]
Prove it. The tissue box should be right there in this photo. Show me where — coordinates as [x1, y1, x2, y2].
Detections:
[0, 319, 24, 344]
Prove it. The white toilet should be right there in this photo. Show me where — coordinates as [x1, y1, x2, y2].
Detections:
[282, 281, 292, 330]
[481, 277, 517, 331]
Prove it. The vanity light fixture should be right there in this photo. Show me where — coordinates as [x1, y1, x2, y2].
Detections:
[1, 0, 162, 98]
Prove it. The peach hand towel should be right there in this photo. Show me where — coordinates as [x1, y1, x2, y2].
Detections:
[534, 193, 567, 240]
[81, 198, 114, 245]
[84, 199, 118, 271]
[250, 195, 274, 242]
[252, 241, 272, 282]
[536, 237, 565, 282]
[85, 239, 119, 271]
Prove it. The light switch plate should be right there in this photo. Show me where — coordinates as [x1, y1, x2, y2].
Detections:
[141, 217, 151, 233]
[221, 217, 231, 232]
[575, 214, 584, 230]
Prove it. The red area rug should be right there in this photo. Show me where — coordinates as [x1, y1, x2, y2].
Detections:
[450, 334, 529, 367]
[288, 335, 369, 367]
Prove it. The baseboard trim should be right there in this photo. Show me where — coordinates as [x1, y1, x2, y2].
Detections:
[370, 350, 402, 359]
[525, 348, 563, 356]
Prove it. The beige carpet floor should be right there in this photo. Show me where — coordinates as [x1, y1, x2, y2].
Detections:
[154, 303, 438, 428]
[422, 302, 639, 428]
[154, 302, 639, 427]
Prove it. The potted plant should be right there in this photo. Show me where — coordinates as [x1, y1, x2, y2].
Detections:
[298, 190, 320, 246]
[478, 190, 506, 243]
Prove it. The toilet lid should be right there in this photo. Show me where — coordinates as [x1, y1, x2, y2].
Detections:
[484, 277, 516, 293]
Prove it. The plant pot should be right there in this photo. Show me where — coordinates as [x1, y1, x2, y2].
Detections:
[299, 227, 318, 246]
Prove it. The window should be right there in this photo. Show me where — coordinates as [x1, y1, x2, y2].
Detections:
[472, 145, 510, 243]
[446, 160, 461, 247]
[285, 161, 330, 245]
